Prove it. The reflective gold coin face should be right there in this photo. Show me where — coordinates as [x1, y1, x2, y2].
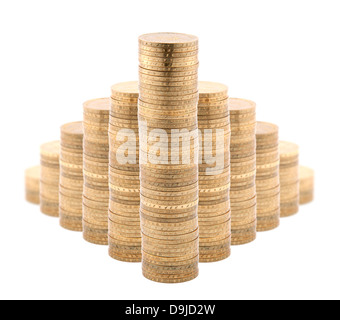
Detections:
[198, 81, 229, 98]
[256, 121, 278, 136]
[40, 141, 60, 157]
[83, 98, 110, 113]
[139, 33, 198, 47]
[111, 81, 139, 99]
[229, 98, 256, 113]
[279, 141, 299, 157]
[300, 165, 314, 180]
[61, 121, 83, 136]
[25, 165, 41, 180]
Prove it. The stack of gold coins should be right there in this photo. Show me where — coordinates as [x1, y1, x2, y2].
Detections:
[197, 81, 231, 262]
[256, 122, 280, 231]
[83, 98, 110, 245]
[40, 141, 60, 217]
[108, 81, 141, 262]
[59, 121, 84, 231]
[229, 98, 257, 245]
[279, 141, 300, 217]
[25, 166, 40, 204]
[299, 166, 314, 204]
[138, 32, 199, 283]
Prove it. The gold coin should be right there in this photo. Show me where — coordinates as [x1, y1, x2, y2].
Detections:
[300, 192, 314, 205]
[200, 251, 231, 263]
[231, 230, 257, 246]
[139, 32, 198, 48]
[25, 165, 40, 204]
[142, 269, 198, 284]
[299, 166, 314, 191]
[139, 86, 198, 97]
[139, 72, 198, 82]
[139, 76, 197, 87]
[83, 98, 110, 114]
[139, 41, 199, 52]
[83, 226, 108, 245]
[139, 90, 198, 102]
[198, 81, 228, 99]
[139, 48, 198, 58]
[139, 96, 198, 107]
[256, 134, 278, 143]
[280, 141, 299, 158]
[139, 53, 198, 63]
[139, 66, 198, 78]
[111, 81, 139, 99]
[139, 62, 199, 72]
[108, 251, 141, 263]
[229, 98, 256, 114]
[280, 203, 299, 217]
[25, 192, 40, 205]
[40, 197, 59, 217]
[110, 99, 138, 108]
[60, 121, 83, 137]
[40, 141, 60, 159]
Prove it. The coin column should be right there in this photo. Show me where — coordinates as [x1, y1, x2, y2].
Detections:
[25, 166, 40, 204]
[299, 166, 314, 204]
[109, 82, 141, 262]
[255, 122, 280, 231]
[279, 141, 300, 217]
[229, 98, 257, 245]
[82, 98, 110, 245]
[138, 33, 199, 283]
[197, 81, 231, 262]
[40, 141, 60, 217]
[59, 122, 84, 231]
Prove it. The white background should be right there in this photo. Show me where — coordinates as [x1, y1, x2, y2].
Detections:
[0, 0, 339, 300]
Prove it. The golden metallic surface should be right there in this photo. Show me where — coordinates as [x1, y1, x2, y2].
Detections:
[299, 166, 314, 205]
[109, 82, 141, 262]
[228, 98, 257, 244]
[138, 33, 199, 283]
[82, 98, 110, 245]
[197, 81, 231, 260]
[59, 121, 84, 232]
[40, 141, 60, 217]
[139, 32, 198, 47]
[280, 141, 300, 217]
[255, 121, 280, 232]
[25, 166, 40, 205]
[111, 81, 139, 99]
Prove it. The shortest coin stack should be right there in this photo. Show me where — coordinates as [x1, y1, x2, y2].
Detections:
[59, 122, 84, 231]
[40, 141, 60, 217]
[256, 122, 280, 231]
[279, 141, 300, 217]
[299, 166, 314, 204]
[25, 166, 40, 204]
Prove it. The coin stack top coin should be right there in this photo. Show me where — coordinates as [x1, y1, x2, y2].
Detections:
[279, 141, 300, 217]
[198, 81, 231, 262]
[59, 121, 84, 232]
[25, 166, 40, 204]
[40, 141, 60, 217]
[109, 81, 141, 262]
[138, 32, 199, 283]
[83, 98, 110, 245]
[229, 98, 257, 245]
[299, 166, 314, 205]
[256, 121, 280, 231]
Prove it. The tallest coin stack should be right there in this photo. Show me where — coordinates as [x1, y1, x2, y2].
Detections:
[138, 33, 200, 283]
